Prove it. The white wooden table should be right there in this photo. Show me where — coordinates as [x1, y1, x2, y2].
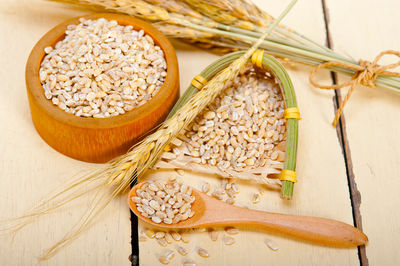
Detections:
[1, 0, 399, 265]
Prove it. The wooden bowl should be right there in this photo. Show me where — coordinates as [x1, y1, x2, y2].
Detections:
[25, 13, 179, 163]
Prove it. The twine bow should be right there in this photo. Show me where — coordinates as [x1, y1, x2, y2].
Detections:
[309, 50, 400, 127]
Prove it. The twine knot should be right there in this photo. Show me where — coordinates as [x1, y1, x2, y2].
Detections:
[309, 50, 400, 127]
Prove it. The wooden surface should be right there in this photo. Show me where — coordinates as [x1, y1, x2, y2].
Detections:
[326, 0, 400, 265]
[0, 0, 399, 265]
[0, 1, 131, 265]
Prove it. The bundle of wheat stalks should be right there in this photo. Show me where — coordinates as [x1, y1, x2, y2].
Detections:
[51, 0, 400, 94]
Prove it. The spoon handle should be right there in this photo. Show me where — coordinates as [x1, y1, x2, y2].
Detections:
[224, 208, 368, 247]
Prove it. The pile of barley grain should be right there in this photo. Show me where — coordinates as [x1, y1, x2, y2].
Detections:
[131, 179, 195, 224]
[168, 66, 286, 174]
[39, 18, 167, 118]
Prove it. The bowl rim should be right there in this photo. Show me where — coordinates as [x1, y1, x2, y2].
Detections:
[25, 13, 179, 129]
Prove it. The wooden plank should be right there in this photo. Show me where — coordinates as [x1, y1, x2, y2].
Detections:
[0, 1, 131, 265]
[320, 1, 367, 264]
[323, 0, 400, 265]
[138, 0, 359, 265]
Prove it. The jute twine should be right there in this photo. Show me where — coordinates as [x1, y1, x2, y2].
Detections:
[309, 50, 400, 127]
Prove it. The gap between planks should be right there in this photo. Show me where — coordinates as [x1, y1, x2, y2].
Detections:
[321, 0, 368, 265]
[131, 212, 139, 266]
[131, 180, 139, 266]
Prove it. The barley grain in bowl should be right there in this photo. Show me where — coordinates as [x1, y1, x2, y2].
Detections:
[26, 13, 179, 163]
[40, 18, 167, 118]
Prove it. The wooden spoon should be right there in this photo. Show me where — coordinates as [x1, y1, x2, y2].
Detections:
[128, 182, 368, 247]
